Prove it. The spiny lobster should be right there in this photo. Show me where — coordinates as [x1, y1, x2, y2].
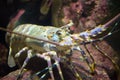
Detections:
[0, 13, 120, 80]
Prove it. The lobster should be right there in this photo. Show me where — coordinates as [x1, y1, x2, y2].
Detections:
[0, 13, 120, 80]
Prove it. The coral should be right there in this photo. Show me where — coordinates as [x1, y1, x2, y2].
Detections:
[51, 0, 110, 32]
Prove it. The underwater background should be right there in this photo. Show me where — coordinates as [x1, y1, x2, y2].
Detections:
[0, 0, 120, 80]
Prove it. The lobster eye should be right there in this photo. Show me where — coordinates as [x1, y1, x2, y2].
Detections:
[56, 30, 62, 35]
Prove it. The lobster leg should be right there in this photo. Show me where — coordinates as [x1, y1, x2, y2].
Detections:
[69, 61, 83, 80]
[82, 42, 96, 74]
[46, 56, 55, 80]
[16, 49, 33, 80]
[15, 47, 28, 58]
[92, 42, 120, 72]
[15, 47, 29, 67]
[36, 51, 64, 80]
[47, 51, 64, 80]
[72, 46, 95, 74]
[37, 53, 55, 80]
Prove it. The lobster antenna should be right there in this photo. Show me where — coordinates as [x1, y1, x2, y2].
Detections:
[98, 15, 120, 40]
[110, 20, 120, 33]
[0, 27, 60, 46]
[104, 13, 120, 28]
[60, 20, 74, 29]
[80, 13, 120, 44]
